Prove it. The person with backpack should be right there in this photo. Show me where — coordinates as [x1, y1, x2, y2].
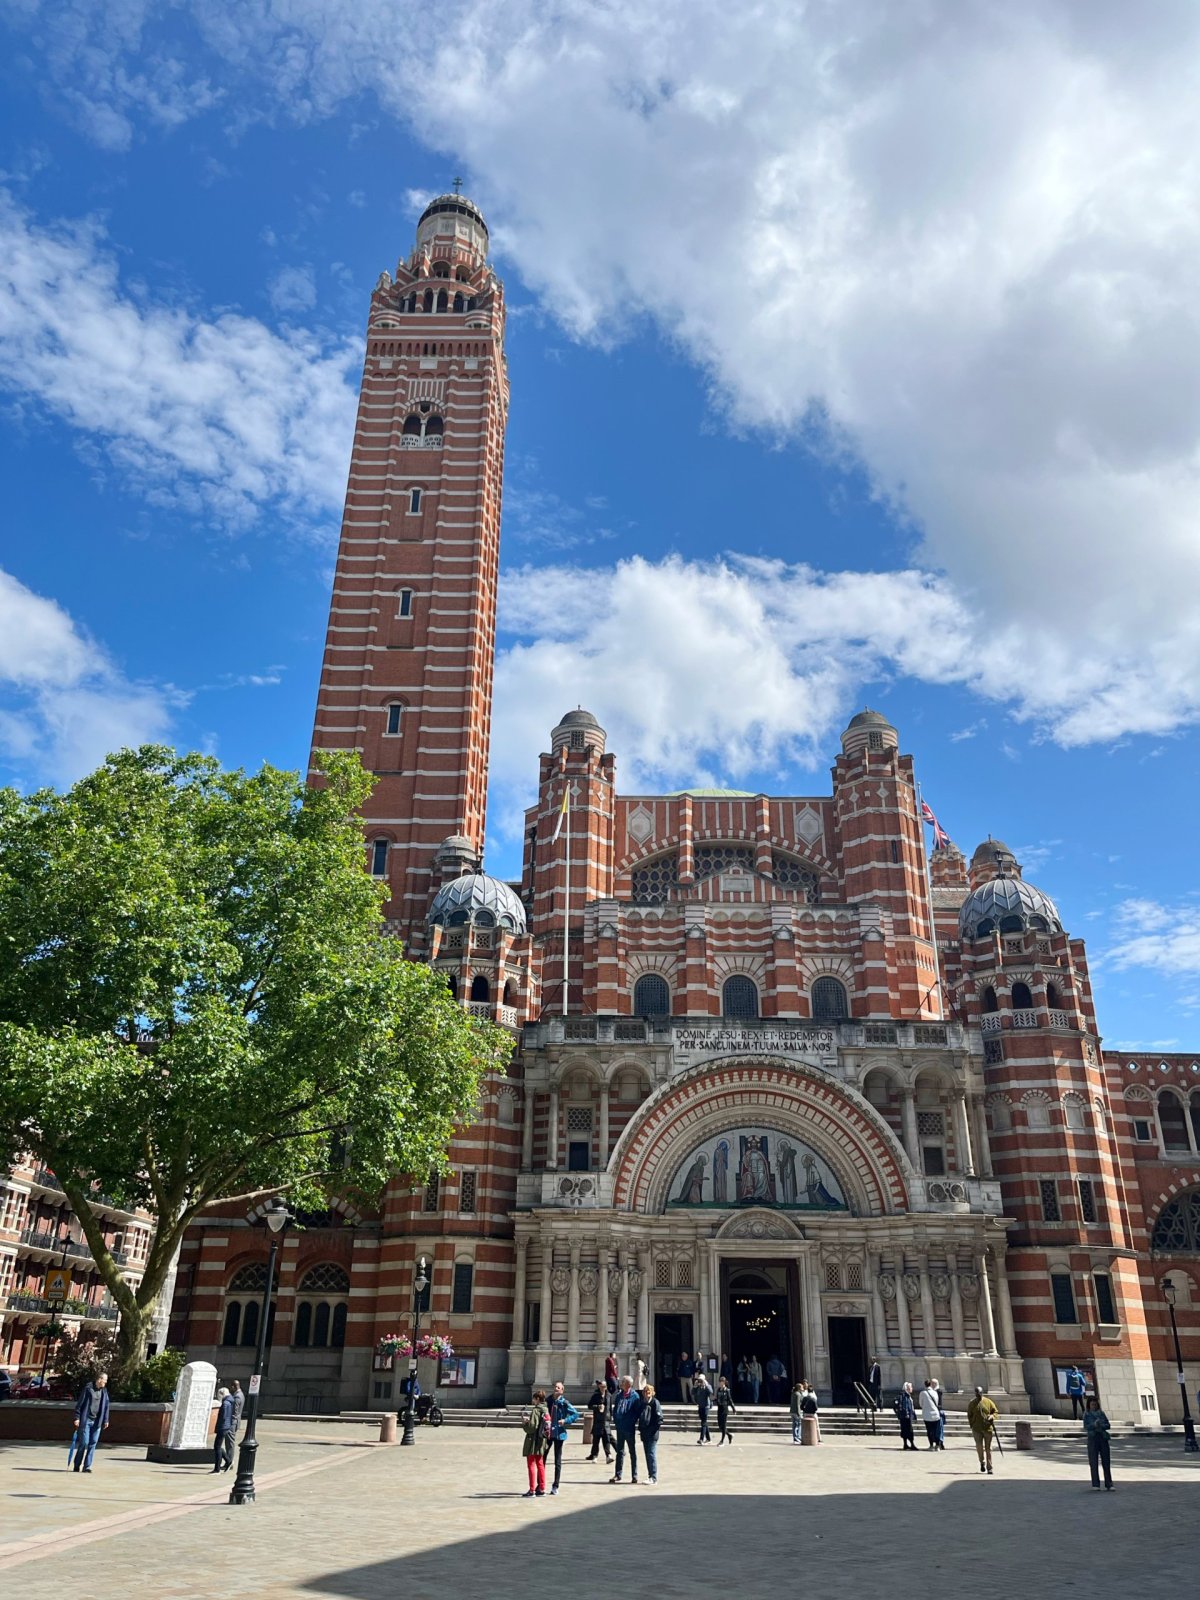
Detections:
[715, 1376, 736, 1446]
[543, 1380, 581, 1496]
[918, 1379, 944, 1449]
[1065, 1365, 1087, 1420]
[693, 1366, 714, 1442]
[521, 1388, 550, 1498]
[894, 1381, 918, 1451]
[586, 1378, 612, 1465]
[609, 1375, 644, 1484]
[638, 1383, 664, 1484]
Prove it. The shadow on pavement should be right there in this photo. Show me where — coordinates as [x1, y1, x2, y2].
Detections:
[300, 1467, 1199, 1600]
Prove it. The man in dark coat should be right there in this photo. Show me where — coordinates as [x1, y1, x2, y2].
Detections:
[213, 1387, 235, 1473]
[586, 1379, 612, 1464]
[72, 1372, 111, 1472]
[894, 1381, 917, 1451]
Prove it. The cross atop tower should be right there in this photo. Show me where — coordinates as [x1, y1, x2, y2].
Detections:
[452, 175, 464, 194]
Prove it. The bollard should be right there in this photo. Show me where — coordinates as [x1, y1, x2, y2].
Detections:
[379, 1413, 397, 1444]
[1014, 1420, 1033, 1450]
[801, 1415, 821, 1446]
[582, 1414, 594, 1447]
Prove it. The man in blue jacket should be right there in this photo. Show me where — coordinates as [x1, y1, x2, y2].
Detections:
[544, 1380, 581, 1496]
[608, 1375, 644, 1485]
[1065, 1365, 1087, 1420]
[72, 1372, 110, 1472]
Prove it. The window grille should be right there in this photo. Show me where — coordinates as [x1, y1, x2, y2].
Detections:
[722, 976, 759, 1019]
[451, 1263, 474, 1315]
[228, 1264, 269, 1293]
[675, 1260, 693, 1289]
[845, 1262, 863, 1291]
[655, 1258, 672, 1288]
[824, 1261, 843, 1292]
[566, 1108, 593, 1133]
[984, 1039, 1004, 1065]
[423, 1173, 440, 1213]
[917, 1111, 944, 1138]
[1151, 1188, 1200, 1252]
[298, 1264, 350, 1294]
[693, 844, 754, 880]
[1050, 1272, 1077, 1324]
[631, 854, 678, 904]
[811, 977, 849, 1021]
[1077, 1179, 1097, 1224]
[1040, 1180, 1061, 1222]
[459, 1172, 478, 1215]
[633, 974, 670, 1017]
[772, 854, 819, 901]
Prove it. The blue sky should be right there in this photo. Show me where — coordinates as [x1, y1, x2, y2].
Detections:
[0, 2, 1197, 1050]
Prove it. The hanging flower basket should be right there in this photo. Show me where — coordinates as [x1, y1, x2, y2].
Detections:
[375, 1333, 412, 1360]
[375, 1332, 455, 1361]
[417, 1334, 454, 1359]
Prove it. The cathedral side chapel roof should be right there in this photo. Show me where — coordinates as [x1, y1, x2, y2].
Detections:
[428, 872, 526, 933]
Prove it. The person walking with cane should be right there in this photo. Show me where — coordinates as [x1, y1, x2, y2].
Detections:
[967, 1385, 999, 1475]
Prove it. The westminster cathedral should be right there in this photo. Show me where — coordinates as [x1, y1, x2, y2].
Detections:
[162, 192, 1200, 1426]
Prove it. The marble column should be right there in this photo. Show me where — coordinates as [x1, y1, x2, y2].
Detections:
[521, 1088, 535, 1170]
[894, 1260, 914, 1355]
[869, 1253, 890, 1356]
[900, 1090, 920, 1167]
[635, 1246, 650, 1356]
[697, 1246, 711, 1355]
[948, 1253, 966, 1355]
[567, 1239, 581, 1349]
[546, 1086, 560, 1170]
[510, 1236, 528, 1346]
[976, 1253, 999, 1357]
[616, 1252, 630, 1368]
[918, 1253, 938, 1354]
[596, 1243, 610, 1353]
[952, 1093, 976, 1176]
[969, 1096, 993, 1178]
[598, 1084, 611, 1168]
[993, 1251, 1019, 1357]
[539, 1240, 554, 1344]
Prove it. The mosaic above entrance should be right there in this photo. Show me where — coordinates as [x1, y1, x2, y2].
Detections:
[667, 1128, 847, 1211]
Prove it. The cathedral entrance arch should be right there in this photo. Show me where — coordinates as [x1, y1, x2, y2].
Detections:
[723, 1261, 800, 1404]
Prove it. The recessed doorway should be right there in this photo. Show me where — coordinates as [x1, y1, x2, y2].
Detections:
[653, 1311, 694, 1402]
[722, 1261, 801, 1403]
[827, 1314, 868, 1405]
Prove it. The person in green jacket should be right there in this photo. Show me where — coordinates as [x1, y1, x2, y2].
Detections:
[522, 1389, 549, 1498]
[967, 1385, 999, 1475]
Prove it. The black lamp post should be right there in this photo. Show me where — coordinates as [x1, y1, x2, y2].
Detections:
[399, 1255, 429, 1447]
[1162, 1277, 1198, 1453]
[229, 1197, 293, 1504]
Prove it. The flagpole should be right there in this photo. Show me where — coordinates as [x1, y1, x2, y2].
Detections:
[915, 779, 941, 1019]
[561, 785, 570, 1017]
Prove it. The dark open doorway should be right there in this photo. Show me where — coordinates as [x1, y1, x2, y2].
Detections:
[827, 1315, 868, 1405]
[721, 1261, 800, 1403]
[653, 1312, 694, 1401]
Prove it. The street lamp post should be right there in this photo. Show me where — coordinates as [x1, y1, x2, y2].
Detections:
[1161, 1276, 1198, 1453]
[229, 1198, 294, 1504]
[399, 1255, 429, 1447]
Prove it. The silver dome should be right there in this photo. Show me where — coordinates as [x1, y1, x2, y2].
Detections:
[958, 875, 1062, 940]
[428, 872, 526, 933]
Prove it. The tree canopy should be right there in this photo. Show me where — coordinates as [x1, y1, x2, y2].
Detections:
[0, 747, 511, 1369]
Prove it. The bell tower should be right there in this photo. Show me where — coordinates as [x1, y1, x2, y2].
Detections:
[310, 191, 508, 953]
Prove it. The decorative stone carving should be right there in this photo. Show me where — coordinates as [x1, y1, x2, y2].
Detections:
[550, 1268, 570, 1296]
[578, 1267, 598, 1297]
[878, 1274, 897, 1301]
[902, 1271, 922, 1301]
[930, 1272, 952, 1302]
[375, 269, 392, 290]
[609, 1272, 623, 1301]
[927, 1180, 969, 1204]
[166, 1361, 217, 1452]
[958, 1272, 980, 1300]
[627, 1267, 643, 1296]
[722, 1212, 794, 1241]
[628, 805, 654, 844]
[794, 805, 824, 844]
[554, 1176, 595, 1206]
[658, 1297, 692, 1312]
[829, 1300, 863, 1316]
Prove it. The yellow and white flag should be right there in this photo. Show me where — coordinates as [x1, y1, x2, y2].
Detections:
[551, 787, 569, 842]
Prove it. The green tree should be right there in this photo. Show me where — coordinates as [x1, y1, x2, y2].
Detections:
[0, 748, 510, 1375]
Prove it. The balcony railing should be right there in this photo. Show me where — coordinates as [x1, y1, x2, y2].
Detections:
[1048, 1009, 1073, 1029]
[3, 1292, 119, 1322]
[1011, 1011, 1038, 1029]
[980, 1014, 1002, 1034]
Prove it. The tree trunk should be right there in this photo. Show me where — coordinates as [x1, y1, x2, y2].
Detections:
[115, 1299, 152, 1376]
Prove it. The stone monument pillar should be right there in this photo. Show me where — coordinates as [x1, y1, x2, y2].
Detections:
[147, 1358, 218, 1463]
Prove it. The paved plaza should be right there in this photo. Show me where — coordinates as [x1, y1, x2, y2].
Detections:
[1, 1418, 1196, 1599]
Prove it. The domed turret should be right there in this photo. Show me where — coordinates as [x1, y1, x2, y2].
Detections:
[969, 837, 1022, 887]
[958, 875, 1062, 942]
[428, 872, 527, 934]
[551, 707, 606, 757]
[435, 833, 479, 883]
[841, 708, 899, 757]
[414, 191, 489, 266]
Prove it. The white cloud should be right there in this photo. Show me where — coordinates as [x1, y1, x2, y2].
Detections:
[0, 191, 358, 529]
[1109, 898, 1200, 978]
[268, 263, 317, 314]
[12, 3, 1200, 742]
[0, 567, 177, 783]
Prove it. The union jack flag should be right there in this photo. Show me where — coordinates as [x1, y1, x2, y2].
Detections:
[921, 799, 951, 851]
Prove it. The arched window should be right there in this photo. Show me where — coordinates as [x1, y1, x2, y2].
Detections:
[453, 292, 465, 312]
[402, 414, 422, 437]
[223, 1263, 269, 1347]
[812, 976, 849, 1022]
[503, 979, 518, 1005]
[222, 1302, 241, 1346]
[423, 289, 434, 312]
[240, 1298, 260, 1348]
[425, 415, 444, 439]
[1046, 981, 1061, 1010]
[982, 986, 998, 1013]
[294, 1266, 350, 1349]
[436, 290, 448, 312]
[722, 976, 759, 1019]
[397, 588, 414, 618]
[998, 915, 1023, 934]
[456, 267, 471, 282]
[385, 703, 403, 736]
[470, 974, 490, 1002]
[445, 973, 458, 1000]
[633, 974, 671, 1018]
[1011, 981, 1033, 1011]
[432, 262, 450, 278]
[1151, 1187, 1200, 1252]
[370, 839, 388, 877]
[1158, 1092, 1191, 1152]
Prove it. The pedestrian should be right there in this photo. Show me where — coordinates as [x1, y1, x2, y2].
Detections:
[715, 1376, 736, 1445]
[933, 1378, 946, 1450]
[720, 1352, 733, 1387]
[522, 1388, 550, 1498]
[747, 1355, 763, 1405]
[638, 1383, 663, 1484]
[609, 1376, 643, 1484]
[229, 1378, 245, 1432]
[1082, 1396, 1114, 1491]
[800, 1380, 820, 1442]
[678, 1350, 695, 1403]
[72, 1371, 110, 1473]
[918, 1379, 943, 1449]
[586, 1379, 612, 1464]
[212, 1386, 234, 1474]
[543, 1380, 581, 1496]
[765, 1352, 787, 1404]
[736, 1356, 750, 1402]
[894, 1381, 918, 1451]
[604, 1350, 618, 1396]
[867, 1357, 882, 1409]
[790, 1381, 805, 1443]
[967, 1385, 999, 1475]
[1065, 1364, 1087, 1420]
[694, 1367, 713, 1443]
